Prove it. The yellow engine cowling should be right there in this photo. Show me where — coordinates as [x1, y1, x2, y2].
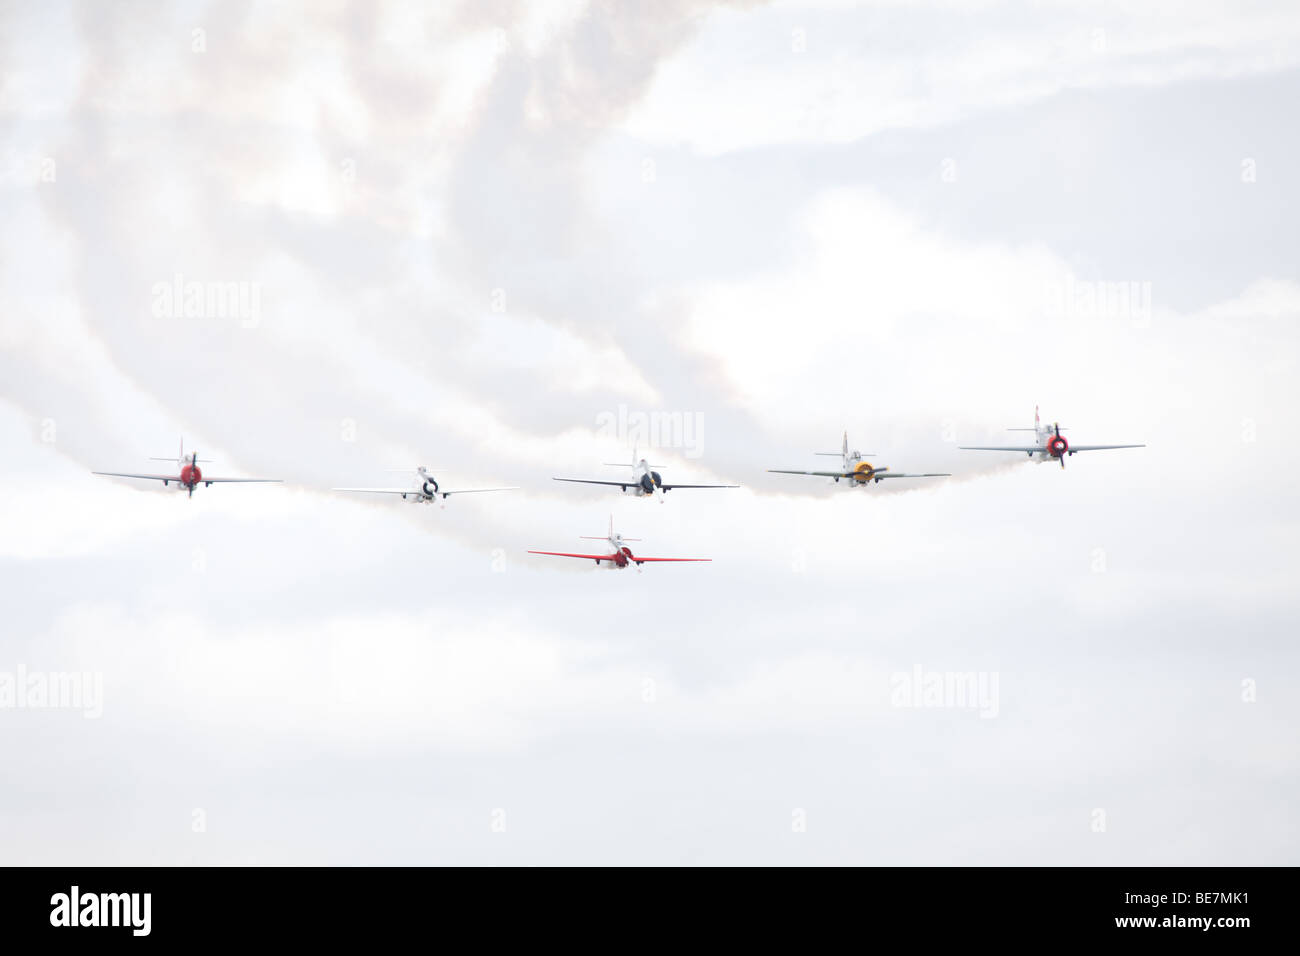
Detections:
[852, 461, 875, 483]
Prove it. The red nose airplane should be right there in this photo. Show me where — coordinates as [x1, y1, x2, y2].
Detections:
[93, 439, 282, 497]
[528, 516, 711, 570]
[959, 406, 1145, 469]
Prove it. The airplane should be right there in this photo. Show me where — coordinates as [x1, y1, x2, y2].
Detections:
[553, 448, 737, 503]
[92, 439, 282, 497]
[768, 432, 950, 486]
[528, 516, 711, 570]
[959, 406, 1145, 469]
[333, 466, 516, 504]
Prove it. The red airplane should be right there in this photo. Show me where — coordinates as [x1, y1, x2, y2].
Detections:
[529, 516, 711, 570]
[93, 439, 282, 497]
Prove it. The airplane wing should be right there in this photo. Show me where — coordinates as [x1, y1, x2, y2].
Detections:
[552, 478, 637, 488]
[1065, 444, 1146, 452]
[554, 477, 737, 491]
[957, 446, 1041, 452]
[766, 469, 851, 478]
[527, 550, 614, 561]
[333, 487, 413, 495]
[334, 486, 515, 497]
[430, 487, 517, 496]
[196, 477, 282, 483]
[92, 471, 180, 483]
[632, 557, 712, 563]
[94, 472, 280, 484]
[873, 472, 950, 479]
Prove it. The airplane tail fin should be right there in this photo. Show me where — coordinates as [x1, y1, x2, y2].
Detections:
[816, 432, 871, 466]
[602, 445, 662, 468]
[814, 431, 847, 456]
[578, 516, 610, 541]
[602, 447, 636, 467]
[1008, 408, 1040, 432]
[1032, 406, 1065, 431]
[150, 437, 212, 463]
[1010, 406, 1067, 434]
[581, 514, 643, 542]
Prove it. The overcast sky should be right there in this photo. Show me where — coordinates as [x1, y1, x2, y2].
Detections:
[2, 0, 1297, 864]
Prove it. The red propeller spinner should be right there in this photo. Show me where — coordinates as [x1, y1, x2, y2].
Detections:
[1047, 425, 1069, 467]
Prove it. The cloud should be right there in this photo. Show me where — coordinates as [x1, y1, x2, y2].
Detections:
[622, 0, 1300, 154]
[1, 0, 1297, 865]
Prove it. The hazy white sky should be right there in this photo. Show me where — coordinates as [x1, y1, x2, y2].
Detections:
[1, 0, 1297, 864]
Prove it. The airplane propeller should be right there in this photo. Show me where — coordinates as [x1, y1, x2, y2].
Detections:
[190, 451, 198, 495]
[1053, 425, 1065, 469]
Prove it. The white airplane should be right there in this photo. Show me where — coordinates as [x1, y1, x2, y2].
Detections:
[959, 406, 1144, 469]
[769, 432, 949, 486]
[93, 439, 282, 498]
[528, 515, 710, 570]
[333, 466, 516, 504]
[553, 448, 737, 503]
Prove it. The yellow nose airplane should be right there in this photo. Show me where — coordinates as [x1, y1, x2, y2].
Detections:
[768, 432, 950, 487]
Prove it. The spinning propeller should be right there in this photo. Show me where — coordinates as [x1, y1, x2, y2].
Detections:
[1048, 424, 1067, 469]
